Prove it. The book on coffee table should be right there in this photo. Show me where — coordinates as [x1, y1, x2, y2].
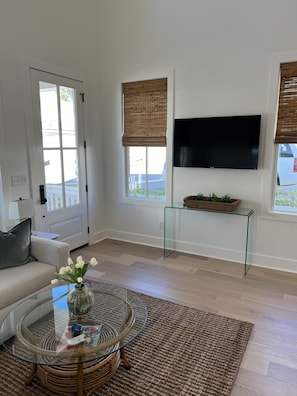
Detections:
[56, 324, 102, 352]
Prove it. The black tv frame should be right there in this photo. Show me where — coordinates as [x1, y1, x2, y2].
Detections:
[173, 115, 261, 170]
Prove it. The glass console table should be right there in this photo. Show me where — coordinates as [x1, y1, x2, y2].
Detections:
[164, 203, 254, 275]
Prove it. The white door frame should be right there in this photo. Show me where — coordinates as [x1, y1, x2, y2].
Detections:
[22, 58, 90, 248]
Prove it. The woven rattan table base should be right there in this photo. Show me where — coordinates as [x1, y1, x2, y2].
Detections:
[36, 350, 121, 395]
[31, 323, 123, 395]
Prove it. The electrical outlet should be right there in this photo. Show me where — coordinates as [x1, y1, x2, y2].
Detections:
[159, 221, 164, 230]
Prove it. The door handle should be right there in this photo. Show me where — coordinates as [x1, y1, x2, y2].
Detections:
[39, 185, 47, 205]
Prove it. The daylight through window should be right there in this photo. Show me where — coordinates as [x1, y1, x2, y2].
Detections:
[274, 61, 297, 212]
[122, 78, 167, 201]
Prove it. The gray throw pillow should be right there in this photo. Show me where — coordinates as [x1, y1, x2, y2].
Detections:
[0, 218, 36, 269]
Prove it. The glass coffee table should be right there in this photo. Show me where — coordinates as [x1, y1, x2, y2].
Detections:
[1, 282, 147, 395]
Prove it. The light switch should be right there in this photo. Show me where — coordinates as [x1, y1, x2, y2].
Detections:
[11, 175, 28, 187]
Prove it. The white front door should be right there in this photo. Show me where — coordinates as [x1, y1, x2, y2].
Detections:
[29, 69, 88, 250]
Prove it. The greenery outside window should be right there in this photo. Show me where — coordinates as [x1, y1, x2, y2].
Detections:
[122, 78, 167, 202]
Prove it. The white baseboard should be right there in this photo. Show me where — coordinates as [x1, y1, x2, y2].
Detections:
[102, 229, 163, 249]
[89, 229, 297, 274]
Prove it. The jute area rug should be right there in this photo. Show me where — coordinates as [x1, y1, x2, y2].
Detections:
[0, 293, 253, 396]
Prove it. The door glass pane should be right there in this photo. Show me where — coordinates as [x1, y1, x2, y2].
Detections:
[39, 82, 60, 148]
[64, 149, 79, 207]
[39, 81, 80, 212]
[44, 149, 63, 211]
[60, 86, 77, 148]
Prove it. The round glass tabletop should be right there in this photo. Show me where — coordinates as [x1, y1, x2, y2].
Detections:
[1, 282, 147, 366]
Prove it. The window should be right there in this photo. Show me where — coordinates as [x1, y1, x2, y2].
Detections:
[122, 78, 167, 202]
[127, 146, 166, 201]
[39, 82, 80, 211]
[274, 61, 297, 213]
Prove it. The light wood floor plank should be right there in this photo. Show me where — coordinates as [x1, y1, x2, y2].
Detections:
[72, 239, 297, 395]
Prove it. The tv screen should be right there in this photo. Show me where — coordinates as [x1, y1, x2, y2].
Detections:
[173, 115, 261, 169]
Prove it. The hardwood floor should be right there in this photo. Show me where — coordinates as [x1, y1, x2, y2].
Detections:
[72, 239, 297, 395]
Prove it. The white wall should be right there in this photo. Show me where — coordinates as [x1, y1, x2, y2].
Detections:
[0, 0, 106, 234]
[97, 0, 297, 272]
[1, 0, 297, 272]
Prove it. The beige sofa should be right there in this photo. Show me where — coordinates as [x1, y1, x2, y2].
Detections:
[0, 235, 69, 343]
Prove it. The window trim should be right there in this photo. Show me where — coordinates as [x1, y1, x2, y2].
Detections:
[120, 70, 174, 208]
[261, 51, 297, 222]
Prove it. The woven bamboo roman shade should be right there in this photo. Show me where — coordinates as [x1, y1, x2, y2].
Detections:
[275, 61, 297, 143]
[122, 78, 167, 146]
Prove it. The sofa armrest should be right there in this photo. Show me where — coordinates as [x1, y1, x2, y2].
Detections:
[30, 236, 69, 272]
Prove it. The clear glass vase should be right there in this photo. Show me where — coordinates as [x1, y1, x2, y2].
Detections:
[67, 283, 94, 316]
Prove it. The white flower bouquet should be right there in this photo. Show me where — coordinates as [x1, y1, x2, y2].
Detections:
[51, 255, 98, 286]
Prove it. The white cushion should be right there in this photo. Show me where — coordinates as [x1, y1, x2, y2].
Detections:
[0, 261, 55, 310]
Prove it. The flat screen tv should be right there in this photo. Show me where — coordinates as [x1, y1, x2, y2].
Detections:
[173, 115, 261, 169]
